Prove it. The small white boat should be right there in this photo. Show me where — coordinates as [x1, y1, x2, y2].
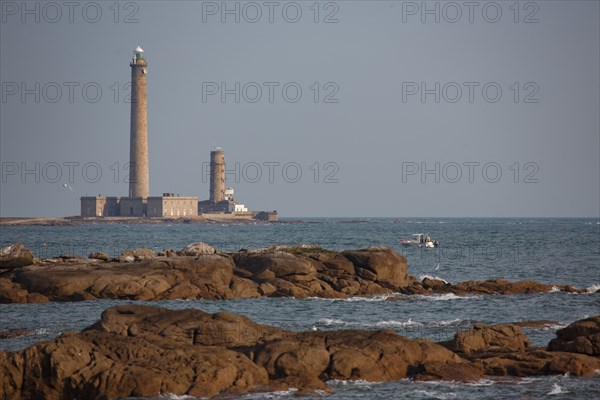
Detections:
[400, 233, 439, 248]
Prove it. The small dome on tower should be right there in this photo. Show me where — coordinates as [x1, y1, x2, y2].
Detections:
[134, 46, 144, 53]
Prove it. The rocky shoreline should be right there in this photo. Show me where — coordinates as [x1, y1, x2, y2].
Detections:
[0, 243, 594, 304]
[1, 243, 599, 399]
[1, 305, 599, 399]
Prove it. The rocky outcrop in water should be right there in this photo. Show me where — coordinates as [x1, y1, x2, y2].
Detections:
[0, 243, 589, 304]
[399, 277, 584, 295]
[1, 306, 599, 400]
[0, 245, 418, 303]
[0, 243, 33, 269]
[441, 323, 531, 354]
[547, 316, 600, 356]
[439, 320, 600, 378]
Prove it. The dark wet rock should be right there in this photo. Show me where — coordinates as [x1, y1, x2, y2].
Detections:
[401, 277, 587, 296]
[0, 328, 31, 339]
[58, 254, 86, 261]
[0, 278, 49, 304]
[512, 320, 562, 329]
[88, 252, 109, 261]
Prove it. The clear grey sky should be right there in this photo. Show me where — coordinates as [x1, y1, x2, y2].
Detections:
[1, 0, 598, 217]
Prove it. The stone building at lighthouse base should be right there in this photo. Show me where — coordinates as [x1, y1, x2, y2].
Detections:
[81, 194, 198, 217]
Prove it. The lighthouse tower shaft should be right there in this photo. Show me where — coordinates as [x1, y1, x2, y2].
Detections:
[209, 150, 225, 202]
[129, 49, 149, 198]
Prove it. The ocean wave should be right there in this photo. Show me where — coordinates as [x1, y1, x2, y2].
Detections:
[547, 383, 568, 395]
[516, 376, 547, 385]
[543, 323, 568, 331]
[307, 294, 392, 302]
[238, 388, 299, 399]
[317, 318, 468, 329]
[419, 274, 451, 284]
[416, 293, 481, 301]
[327, 379, 383, 387]
[412, 390, 457, 399]
[465, 379, 496, 386]
[586, 283, 600, 293]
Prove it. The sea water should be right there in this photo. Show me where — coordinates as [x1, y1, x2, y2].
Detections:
[1, 218, 599, 399]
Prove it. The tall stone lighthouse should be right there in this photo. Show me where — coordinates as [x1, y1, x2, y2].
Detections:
[129, 46, 149, 198]
[209, 149, 225, 202]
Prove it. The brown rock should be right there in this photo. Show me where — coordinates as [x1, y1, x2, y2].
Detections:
[421, 277, 450, 291]
[181, 242, 215, 256]
[310, 252, 356, 275]
[121, 247, 156, 260]
[254, 337, 330, 381]
[442, 323, 530, 354]
[0, 306, 475, 399]
[0, 245, 589, 303]
[342, 247, 411, 289]
[512, 320, 562, 329]
[452, 279, 555, 295]
[88, 251, 109, 261]
[4, 307, 600, 400]
[548, 316, 600, 355]
[0, 242, 34, 269]
[414, 361, 484, 382]
[234, 251, 318, 279]
[475, 349, 600, 377]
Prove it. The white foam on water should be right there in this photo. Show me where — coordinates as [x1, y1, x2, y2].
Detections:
[419, 274, 450, 284]
[306, 294, 392, 302]
[436, 318, 464, 326]
[586, 283, 600, 293]
[412, 390, 457, 399]
[466, 379, 495, 386]
[33, 328, 49, 335]
[341, 294, 392, 302]
[542, 323, 568, 331]
[550, 286, 560, 293]
[318, 318, 348, 326]
[547, 383, 567, 395]
[517, 376, 546, 385]
[374, 318, 423, 328]
[327, 379, 382, 387]
[317, 318, 467, 329]
[238, 388, 299, 399]
[318, 318, 404, 328]
[159, 394, 196, 400]
[418, 293, 480, 301]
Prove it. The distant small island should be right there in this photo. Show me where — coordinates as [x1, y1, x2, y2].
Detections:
[0, 215, 279, 227]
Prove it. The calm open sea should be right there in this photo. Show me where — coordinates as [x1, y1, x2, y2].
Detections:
[1, 218, 599, 399]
